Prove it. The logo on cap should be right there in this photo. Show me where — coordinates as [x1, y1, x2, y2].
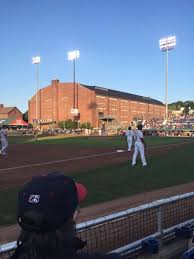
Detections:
[29, 195, 40, 204]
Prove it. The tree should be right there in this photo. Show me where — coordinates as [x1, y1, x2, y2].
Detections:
[183, 106, 190, 115]
[58, 119, 77, 129]
[184, 101, 194, 110]
[168, 101, 194, 111]
[175, 101, 184, 109]
[168, 104, 176, 110]
[80, 122, 92, 129]
[58, 121, 66, 129]
[177, 104, 182, 111]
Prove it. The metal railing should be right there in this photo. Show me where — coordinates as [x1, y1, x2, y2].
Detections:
[1, 192, 194, 258]
[110, 218, 194, 258]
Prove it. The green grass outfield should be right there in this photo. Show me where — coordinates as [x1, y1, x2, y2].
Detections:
[9, 134, 194, 148]
[0, 139, 194, 227]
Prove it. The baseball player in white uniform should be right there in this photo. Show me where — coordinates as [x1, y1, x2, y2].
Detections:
[132, 124, 147, 167]
[126, 126, 134, 152]
[0, 126, 8, 155]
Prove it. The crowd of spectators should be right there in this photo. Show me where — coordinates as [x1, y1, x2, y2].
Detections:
[6, 128, 34, 135]
[143, 119, 164, 130]
[143, 115, 194, 131]
[4, 115, 194, 138]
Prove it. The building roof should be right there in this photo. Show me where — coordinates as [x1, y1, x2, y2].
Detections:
[81, 84, 164, 106]
[0, 117, 28, 126]
[0, 107, 15, 114]
[0, 116, 16, 125]
[11, 119, 28, 126]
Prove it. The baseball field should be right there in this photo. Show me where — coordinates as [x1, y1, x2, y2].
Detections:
[0, 135, 194, 243]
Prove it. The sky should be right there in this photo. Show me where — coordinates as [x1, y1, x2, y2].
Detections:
[0, 0, 194, 112]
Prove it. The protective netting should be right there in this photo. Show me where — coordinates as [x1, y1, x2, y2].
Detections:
[1, 193, 194, 258]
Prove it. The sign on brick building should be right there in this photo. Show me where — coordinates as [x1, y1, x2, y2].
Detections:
[71, 109, 79, 116]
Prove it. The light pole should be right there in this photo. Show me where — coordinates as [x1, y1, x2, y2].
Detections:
[159, 36, 176, 120]
[32, 56, 41, 128]
[67, 50, 80, 109]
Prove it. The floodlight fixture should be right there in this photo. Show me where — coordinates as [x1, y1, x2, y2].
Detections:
[159, 36, 176, 51]
[67, 50, 80, 61]
[32, 56, 41, 64]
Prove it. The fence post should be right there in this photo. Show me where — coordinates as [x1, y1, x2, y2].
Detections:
[157, 205, 163, 246]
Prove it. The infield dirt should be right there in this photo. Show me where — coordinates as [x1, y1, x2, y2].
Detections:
[0, 141, 192, 190]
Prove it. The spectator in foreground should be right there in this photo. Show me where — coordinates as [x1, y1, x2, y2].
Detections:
[11, 172, 123, 259]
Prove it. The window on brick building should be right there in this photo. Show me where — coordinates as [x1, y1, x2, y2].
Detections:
[99, 112, 104, 117]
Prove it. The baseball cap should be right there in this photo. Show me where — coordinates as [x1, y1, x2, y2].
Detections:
[17, 172, 87, 232]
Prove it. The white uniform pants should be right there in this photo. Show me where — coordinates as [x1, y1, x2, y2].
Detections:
[132, 142, 147, 166]
[127, 139, 132, 151]
[1, 138, 8, 154]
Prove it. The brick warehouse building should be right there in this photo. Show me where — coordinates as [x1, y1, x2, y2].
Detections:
[28, 80, 165, 129]
[0, 104, 23, 120]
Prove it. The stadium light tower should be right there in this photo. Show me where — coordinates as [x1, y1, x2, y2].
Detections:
[67, 50, 80, 109]
[159, 36, 176, 120]
[32, 56, 41, 127]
